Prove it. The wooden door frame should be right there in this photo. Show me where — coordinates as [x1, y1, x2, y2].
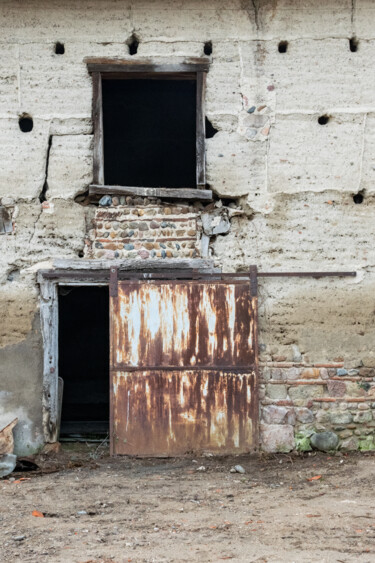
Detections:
[37, 258, 219, 444]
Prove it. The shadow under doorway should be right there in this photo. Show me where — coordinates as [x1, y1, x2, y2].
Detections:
[58, 286, 109, 441]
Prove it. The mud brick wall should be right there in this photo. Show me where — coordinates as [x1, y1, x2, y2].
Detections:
[85, 196, 200, 260]
[2, 0, 375, 454]
[260, 359, 375, 453]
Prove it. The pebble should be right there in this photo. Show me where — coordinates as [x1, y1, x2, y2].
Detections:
[247, 106, 256, 114]
[196, 466, 206, 472]
[128, 230, 134, 237]
[99, 195, 112, 206]
[13, 536, 26, 541]
[77, 510, 87, 515]
[138, 250, 149, 259]
[0, 453, 17, 477]
[124, 244, 134, 250]
[337, 368, 348, 376]
[161, 250, 166, 258]
[1, 197, 14, 206]
[230, 465, 246, 474]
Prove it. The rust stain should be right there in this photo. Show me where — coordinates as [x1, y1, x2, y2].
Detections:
[111, 282, 255, 369]
[112, 370, 255, 456]
[110, 281, 257, 456]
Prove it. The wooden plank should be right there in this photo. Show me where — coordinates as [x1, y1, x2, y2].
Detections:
[0, 206, 12, 234]
[39, 280, 59, 443]
[92, 72, 104, 185]
[0, 207, 5, 233]
[85, 56, 209, 65]
[51, 258, 216, 272]
[101, 72, 196, 81]
[87, 62, 209, 74]
[89, 184, 212, 201]
[196, 71, 206, 187]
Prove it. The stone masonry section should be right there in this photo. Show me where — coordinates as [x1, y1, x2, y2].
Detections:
[260, 359, 375, 453]
[85, 196, 200, 260]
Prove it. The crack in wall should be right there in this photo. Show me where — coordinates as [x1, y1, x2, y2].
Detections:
[351, 0, 356, 34]
[39, 135, 52, 204]
[251, 0, 260, 33]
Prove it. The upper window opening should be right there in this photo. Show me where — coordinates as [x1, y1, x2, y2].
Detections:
[102, 77, 197, 188]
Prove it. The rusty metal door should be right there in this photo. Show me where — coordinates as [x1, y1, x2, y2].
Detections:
[110, 278, 258, 456]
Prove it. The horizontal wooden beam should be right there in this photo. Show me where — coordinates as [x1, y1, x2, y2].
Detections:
[51, 258, 216, 272]
[86, 61, 209, 74]
[89, 185, 213, 201]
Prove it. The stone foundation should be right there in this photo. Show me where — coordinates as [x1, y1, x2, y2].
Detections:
[260, 360, 375, 453]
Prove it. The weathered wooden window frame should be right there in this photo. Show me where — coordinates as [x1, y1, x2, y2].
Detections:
[87, 59, 211, 201]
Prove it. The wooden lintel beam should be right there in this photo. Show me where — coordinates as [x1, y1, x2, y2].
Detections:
[87, 62, 209, 74]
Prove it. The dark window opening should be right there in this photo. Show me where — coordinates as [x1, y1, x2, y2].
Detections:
[102, 78, 197, 188]
[349, 37, 358, 52]
[55, 42, 65, 55]
[19, 115, 33, 133]
[204, 41, 212, 56]
[59, 286, 109, 439]
[318, 114, 330, 125]
[278, 41, 288, 53]
[205, 116, 218, 138]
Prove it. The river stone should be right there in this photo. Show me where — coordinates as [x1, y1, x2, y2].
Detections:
[0, 454, 16, 477]
[99, 195, 112, 206]
[260, 424, 294, 453]
[310, 431, 339, 452]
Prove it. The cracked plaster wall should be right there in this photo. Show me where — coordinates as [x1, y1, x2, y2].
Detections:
[0, 0, 375, 451]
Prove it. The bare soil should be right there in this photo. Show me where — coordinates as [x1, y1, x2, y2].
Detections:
[1, 444, 375, 562]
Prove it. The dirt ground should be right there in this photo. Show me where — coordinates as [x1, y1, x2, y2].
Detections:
[1, 445, 375, 563]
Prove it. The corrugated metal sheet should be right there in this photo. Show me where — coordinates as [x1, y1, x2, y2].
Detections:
[110, 281, 257, 456]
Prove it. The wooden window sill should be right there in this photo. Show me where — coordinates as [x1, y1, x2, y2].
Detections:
[89, 185, 212, 201]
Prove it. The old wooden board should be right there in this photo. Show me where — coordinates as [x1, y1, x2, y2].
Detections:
[110, 280, 258, 456]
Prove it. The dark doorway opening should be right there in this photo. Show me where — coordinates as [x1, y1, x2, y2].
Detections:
[102, 78, 197, 188]
[58, 286, 109, 439]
